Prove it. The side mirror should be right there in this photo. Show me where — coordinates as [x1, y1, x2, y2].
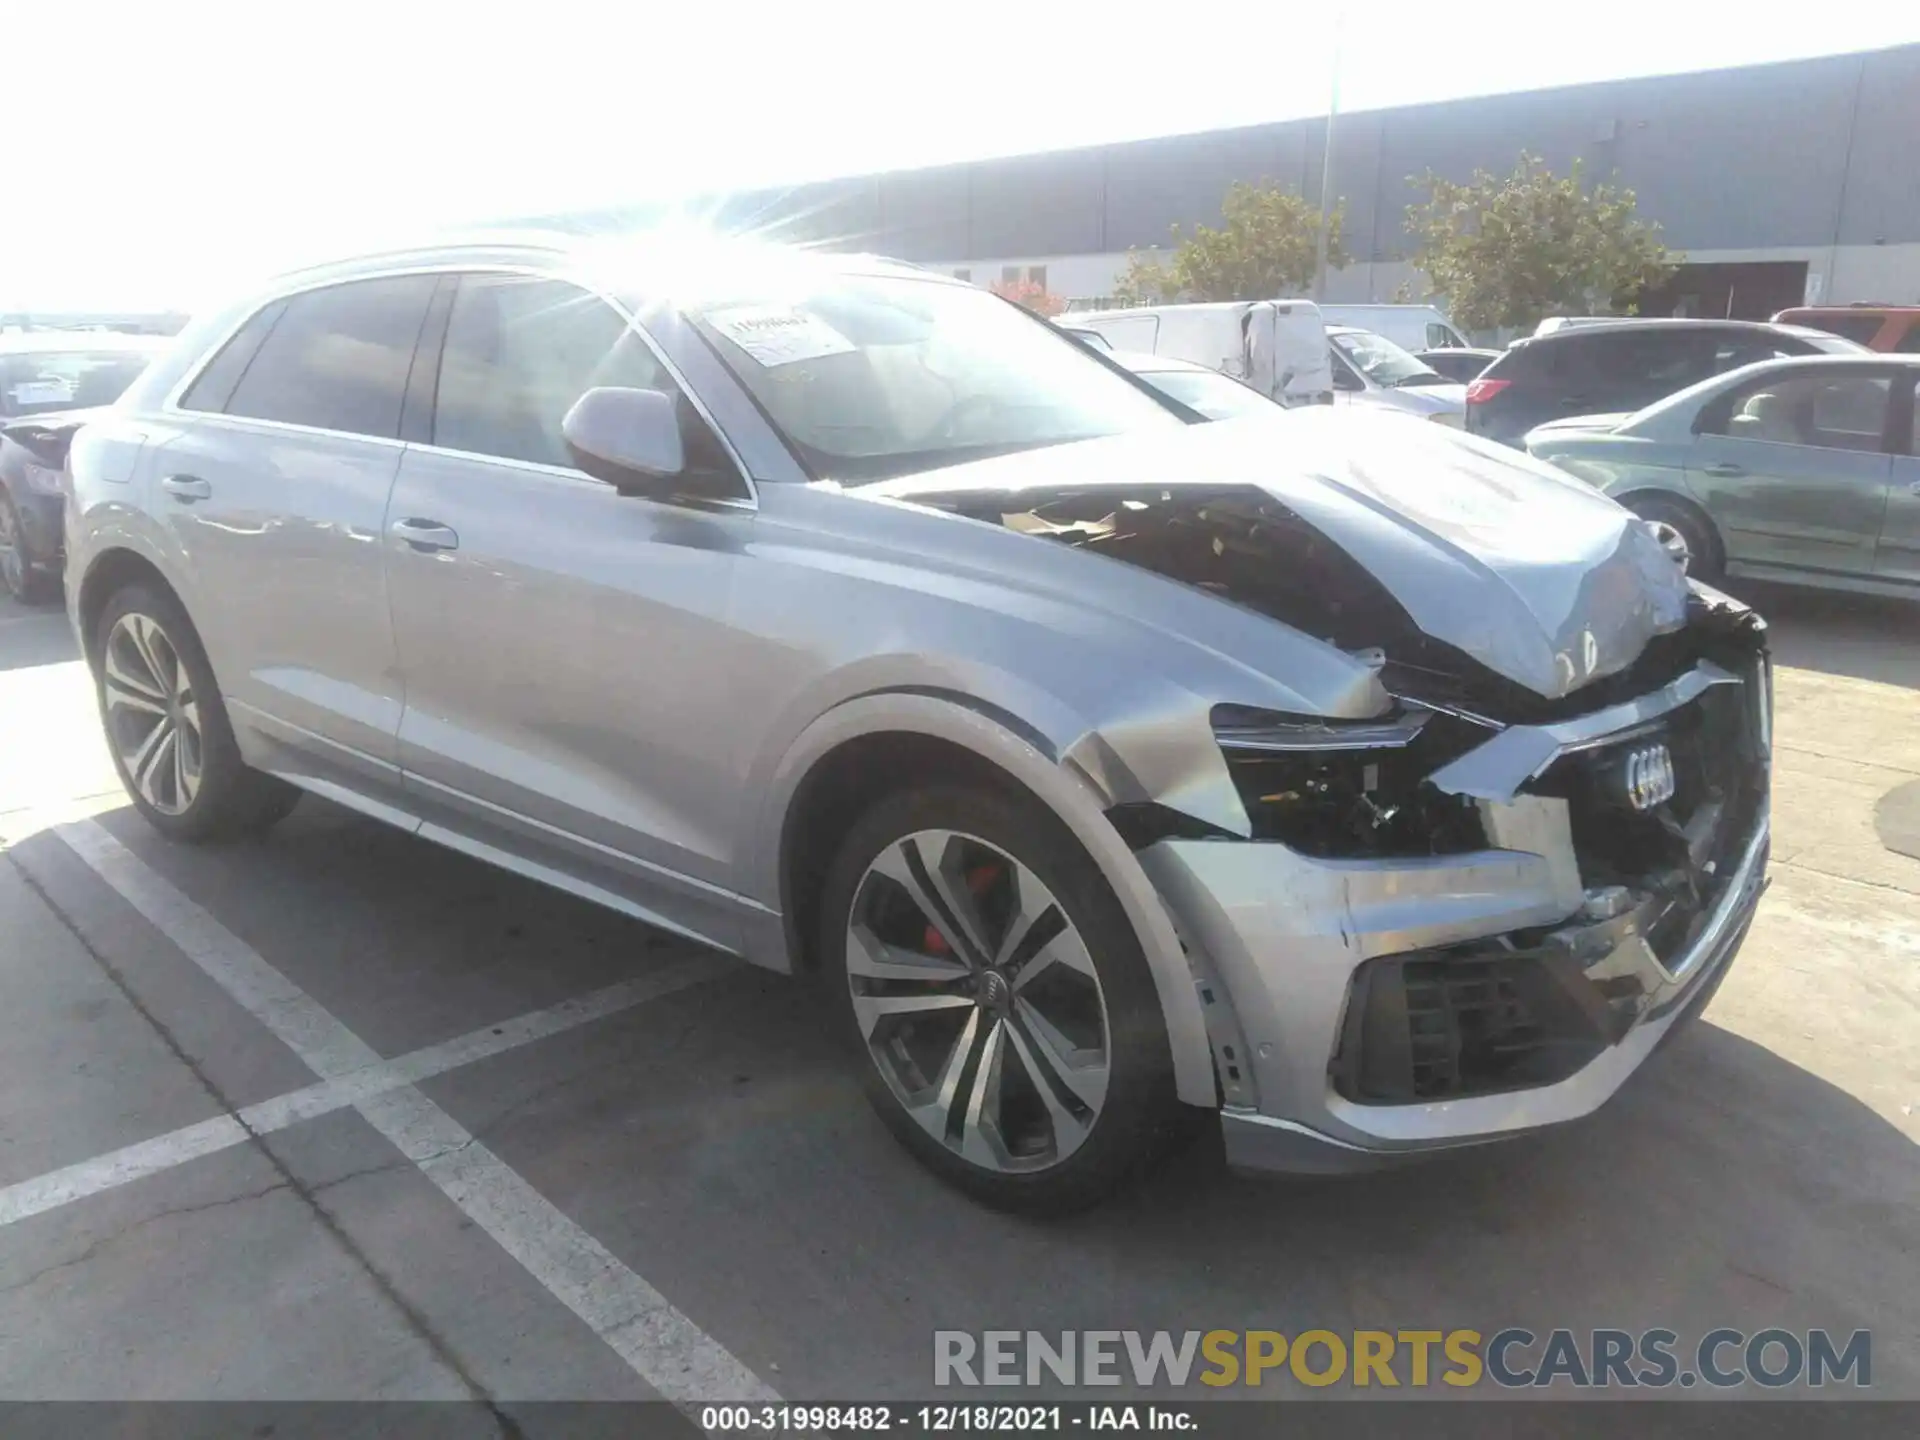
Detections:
[562, 387, 744, 503]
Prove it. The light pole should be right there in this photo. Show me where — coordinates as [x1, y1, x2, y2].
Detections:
[1312, 10, 1344, 303]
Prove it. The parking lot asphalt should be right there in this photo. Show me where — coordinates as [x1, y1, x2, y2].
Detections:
[0, 582, 1915, 1404]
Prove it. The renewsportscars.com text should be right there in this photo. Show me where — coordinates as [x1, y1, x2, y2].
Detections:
[933, 1328, 1872, 1390]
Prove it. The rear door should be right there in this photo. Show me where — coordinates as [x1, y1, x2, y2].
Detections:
[156, 275, 433, 785]
[1876, 374, 1920, 585]
[1686, 365, 1896, 578]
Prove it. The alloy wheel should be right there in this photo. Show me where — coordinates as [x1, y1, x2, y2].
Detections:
[846, 829, 1111, 1173]
[102, 612, 203, 815]
[1646, 519, 1690, 571]
[0, 498, 23, 595]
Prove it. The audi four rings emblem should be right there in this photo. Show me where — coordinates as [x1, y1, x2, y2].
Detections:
[1624, 742, 1677, 811]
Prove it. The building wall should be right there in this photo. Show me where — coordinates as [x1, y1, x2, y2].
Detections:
[517, 44, 1920, 309]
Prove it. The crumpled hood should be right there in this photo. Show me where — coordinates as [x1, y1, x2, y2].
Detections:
[867, 406, 1690, 700]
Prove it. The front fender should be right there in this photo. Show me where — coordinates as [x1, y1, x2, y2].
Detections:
[747, 689, 1220, 1107]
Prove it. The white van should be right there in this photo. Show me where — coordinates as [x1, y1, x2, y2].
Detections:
[1064, 300, 1335, 407]
[1318, 304, 1470, 352]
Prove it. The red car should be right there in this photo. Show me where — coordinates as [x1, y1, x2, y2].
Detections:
[1772, 305, 1920, 353]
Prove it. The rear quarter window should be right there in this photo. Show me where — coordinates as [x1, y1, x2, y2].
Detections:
[216, 277, 437, 440]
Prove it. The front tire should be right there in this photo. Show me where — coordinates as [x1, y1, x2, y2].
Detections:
[0, 489, 56, 604]
[1626, 493, 1723, 581]
[95, 582, 300, 842]
[819, 783, 1187, 1215]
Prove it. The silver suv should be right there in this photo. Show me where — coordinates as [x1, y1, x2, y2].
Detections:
[65, 236, 1773, 1213]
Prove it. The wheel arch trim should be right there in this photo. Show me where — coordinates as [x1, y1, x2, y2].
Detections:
[753, 689, 1218, 1107]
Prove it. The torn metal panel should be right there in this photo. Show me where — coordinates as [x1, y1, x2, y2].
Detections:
[865, 407, 1691, 701]
[1429, 662, 1741, 802]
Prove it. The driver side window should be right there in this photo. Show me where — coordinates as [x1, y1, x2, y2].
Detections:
[433, 275, 687, 469]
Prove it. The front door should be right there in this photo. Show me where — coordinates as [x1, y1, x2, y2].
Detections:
[152, 275, 435, 781]
[383, 273, 757, 944]
[1685, 366, 1895, 579]
[1876, 375, 1920, 586]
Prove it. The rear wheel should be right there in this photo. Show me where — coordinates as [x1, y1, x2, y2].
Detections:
[95, 583, 300, 841]
[819, 783, 1188, 1215]
[1625, 493, 1723, 581]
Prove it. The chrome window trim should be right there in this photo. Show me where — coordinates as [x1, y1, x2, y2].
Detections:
[158, 260, 760, 508]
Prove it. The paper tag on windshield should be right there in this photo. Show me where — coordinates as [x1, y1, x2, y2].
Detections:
[707, 307, 855, 368]
[10, 379, 73, 406]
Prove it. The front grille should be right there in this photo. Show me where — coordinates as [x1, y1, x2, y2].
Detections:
[1333, 948, 1612, 1103]
[1532, 674, 1763, 966]
[1333, 660, 1769, 1106]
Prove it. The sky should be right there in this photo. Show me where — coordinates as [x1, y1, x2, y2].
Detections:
[6, 0, 1917, 311]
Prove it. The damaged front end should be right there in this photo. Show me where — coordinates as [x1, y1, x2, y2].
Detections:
[875, 426, 1773, 1169]
[1137, 577, 1770, 1169]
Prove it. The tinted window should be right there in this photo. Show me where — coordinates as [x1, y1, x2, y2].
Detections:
[1801, 314, 1886, 345]
[180, 301, 286, 414]
[1572, 330, 1718, 388]
[223, 277, 436, 439]
[1425, 323, 1454, 348]
[1710, 371, 1890, 452]
[1896, 326, 1920, 356]
[433, 276, 680, 469]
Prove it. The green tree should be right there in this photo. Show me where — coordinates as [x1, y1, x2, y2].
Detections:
[1111, 180, 1345, 304]
[1404, 153, 1675, 332]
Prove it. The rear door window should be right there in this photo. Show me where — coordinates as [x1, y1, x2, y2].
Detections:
[1571, 330, 1719, 404]
[221, 277, 437, 440]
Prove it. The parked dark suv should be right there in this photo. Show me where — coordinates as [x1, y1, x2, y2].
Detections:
[1464, 319, 1865, 447]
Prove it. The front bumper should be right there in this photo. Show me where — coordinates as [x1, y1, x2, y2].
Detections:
[1137, 660, 1771, 1173]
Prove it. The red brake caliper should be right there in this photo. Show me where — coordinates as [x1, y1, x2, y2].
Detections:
[922, 865, 1001, 957]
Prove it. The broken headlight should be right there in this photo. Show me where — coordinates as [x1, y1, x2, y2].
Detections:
[1211, 704, 1488, 858]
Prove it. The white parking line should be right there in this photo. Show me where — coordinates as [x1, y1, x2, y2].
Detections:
[52, 818, 781, 1405]
[0, 962, 727, 1228]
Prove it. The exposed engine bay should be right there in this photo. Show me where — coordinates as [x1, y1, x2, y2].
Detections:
[926, 482, 1772, 1105]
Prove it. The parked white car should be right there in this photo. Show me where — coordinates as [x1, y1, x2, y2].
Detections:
[1320, 304, 1470, 352]
[1060, 300, 1334, 408]
[1327, 327, 1468, 426]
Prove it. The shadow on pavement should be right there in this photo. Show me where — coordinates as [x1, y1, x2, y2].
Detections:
[14, 796, 1916, 1398]
[0, 598, 80, 673]
[1729, 581, 1920, 691]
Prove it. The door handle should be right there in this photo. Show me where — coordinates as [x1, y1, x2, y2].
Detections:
[1702, 462, 1746, 478]
[160, 474, 211, 503]
[389, 518, 460, 553]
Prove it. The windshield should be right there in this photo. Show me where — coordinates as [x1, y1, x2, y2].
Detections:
[1329, 329, 1445, 388]
[1, 348, 155, 417]
[689, 274, 1181, 481]
[1136, 368, 1278, 422]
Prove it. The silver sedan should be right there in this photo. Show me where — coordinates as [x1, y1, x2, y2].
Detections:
[1525, 354, 1920, 595]
[64, 237, 1772, 1212]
